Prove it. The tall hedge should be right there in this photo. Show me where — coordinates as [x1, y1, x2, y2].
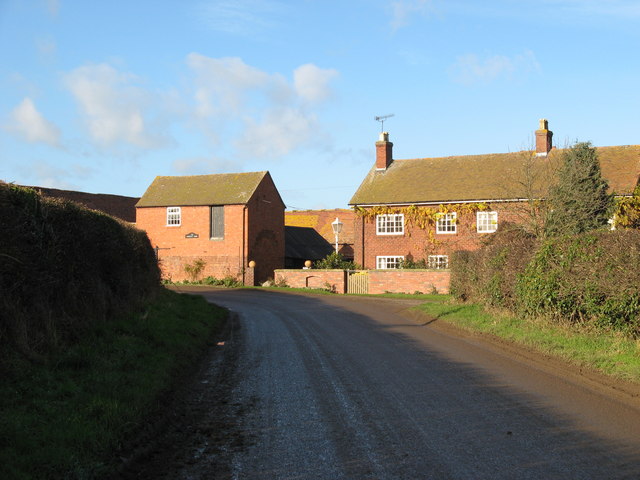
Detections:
[449, 224, 538, 307]
[0, 183, 161, 357]
[450, 226, 640, 335]
[517, 230, 640, 333]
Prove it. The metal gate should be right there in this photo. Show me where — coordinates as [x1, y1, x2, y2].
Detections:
[347, 270, 369, 294]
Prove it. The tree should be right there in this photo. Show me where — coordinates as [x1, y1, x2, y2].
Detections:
[544, 142, 613, 237]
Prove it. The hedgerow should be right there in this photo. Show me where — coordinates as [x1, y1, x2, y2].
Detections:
[517, 230, 640, 334]
[0, 182, 161, 359]
[450, 224, 538, 308]
[450, 227, 640, 336]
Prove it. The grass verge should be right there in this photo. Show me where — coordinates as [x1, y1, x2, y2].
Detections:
[0, 287, 227, 480]
[414, 296, 640, 383]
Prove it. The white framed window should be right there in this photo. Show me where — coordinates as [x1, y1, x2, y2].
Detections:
[166, 206, 181, 226]
[436, 212, 457, 234]
[376, 214, 404, 235]
[428, 255, 449, 269]
[376, 255, 404, 269]
[477, 211, 498, 233]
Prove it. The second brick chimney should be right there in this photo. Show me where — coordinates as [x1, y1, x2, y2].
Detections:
[376, 132, 393, 170]
[535, 119, 553, 156]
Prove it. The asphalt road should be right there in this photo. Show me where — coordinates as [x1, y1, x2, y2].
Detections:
[128, 288, 640, 479]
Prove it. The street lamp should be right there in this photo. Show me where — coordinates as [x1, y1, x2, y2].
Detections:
[331, 217, 343, 254]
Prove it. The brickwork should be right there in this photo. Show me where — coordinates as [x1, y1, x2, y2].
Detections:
[376, 134, 393, 170]
[274, 269, 448, 295]
[136, 175, 284, 284]
[368, 269, 450, 294]
[137, 204, 247, 281]
[274, 269, 347, 294]
[353, 203, 523, 269]
[246, 178, 285, 284]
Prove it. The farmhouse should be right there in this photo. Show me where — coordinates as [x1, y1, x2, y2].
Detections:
[349, 120, 640, 270]
[136, 171, 285, 284]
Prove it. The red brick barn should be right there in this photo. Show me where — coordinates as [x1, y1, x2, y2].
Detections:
[136, 171, 285, 284]
[350, 120, 640, 270]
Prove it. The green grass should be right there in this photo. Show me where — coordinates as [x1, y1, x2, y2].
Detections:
[0, 288, 227, 480]
[414, 298, 640, 383]
[361, 292, 449, 302]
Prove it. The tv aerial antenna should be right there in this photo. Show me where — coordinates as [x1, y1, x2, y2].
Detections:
[374, 114, 394, 132]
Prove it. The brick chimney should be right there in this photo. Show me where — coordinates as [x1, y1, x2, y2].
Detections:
[535, 118, 553, 156]
[376, 132, 393, 170]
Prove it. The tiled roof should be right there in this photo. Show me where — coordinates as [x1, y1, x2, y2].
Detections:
[285, 226, 334, 260]
[285, 209, 355, 244]
[25, 185, 139, 222]
[136, 171, 269, 207]
[349, 145, 640, 206]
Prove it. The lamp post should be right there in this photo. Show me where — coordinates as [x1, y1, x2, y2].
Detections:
[331, 217, 343, 254]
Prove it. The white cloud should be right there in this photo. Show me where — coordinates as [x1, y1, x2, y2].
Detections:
[6, 97, 61, 146]
[186, 53, 338, 159]
[172, 156, 243, 175]
[237, 107, 317, 158]
[187, 54, 288, 118]
[294, 64, 339, 104]
[390, 0, 434, 31]
[63, 63, 168, 149]
[450, 50, 540, 85]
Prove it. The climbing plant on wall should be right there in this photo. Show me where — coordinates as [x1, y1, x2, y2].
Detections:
[614, 185, 640, 229]
[354, 202, 489, 231]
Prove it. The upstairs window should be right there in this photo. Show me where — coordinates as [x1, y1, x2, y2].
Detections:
[376, 214, 404, 235]
[210, 206, 225, 239]
[166, 207, 181, 226]
[376, 256, 404, 269]
[428, 255, 449, 269]
[436, 212, 457, 234]
[477, 211, 498, 233]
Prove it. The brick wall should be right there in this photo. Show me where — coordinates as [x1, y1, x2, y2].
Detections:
[353, 203, 523, 269]
[274, 269, 449, 294]
[368, 269, 450, 294]
[274, 269, 348, 294]
[247, 177, 285, 284]
[136, 204, 247, 282]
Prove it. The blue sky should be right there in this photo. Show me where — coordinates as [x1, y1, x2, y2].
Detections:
[1, 0, 639, 210]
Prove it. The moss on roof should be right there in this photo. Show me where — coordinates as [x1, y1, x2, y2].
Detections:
[350, 145, 640, 205]
[136, 171, 269, 207]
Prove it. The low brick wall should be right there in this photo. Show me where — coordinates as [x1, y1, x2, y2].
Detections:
[273, 269, 450, 295]
[369, 269, 450, 294]
[157, 255, 243, 283]
[274, 269, 347, 294]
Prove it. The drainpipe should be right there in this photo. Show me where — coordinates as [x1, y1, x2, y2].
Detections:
[361, 215, 366, 268]
[242, 204, 248, 284]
